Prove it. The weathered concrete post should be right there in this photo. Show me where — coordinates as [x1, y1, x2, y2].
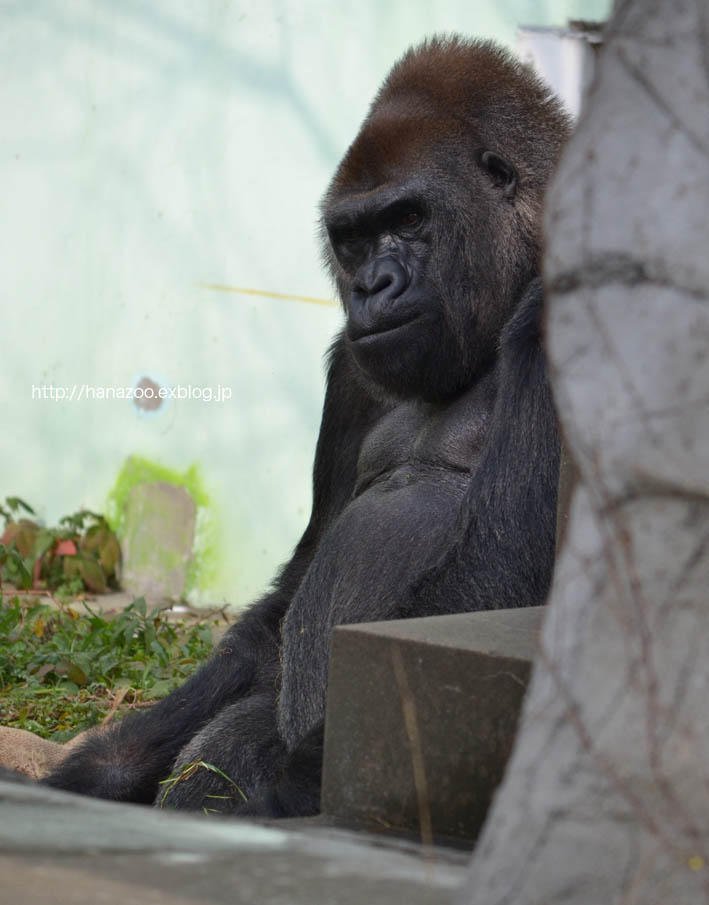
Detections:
[458, 1, 709, 902]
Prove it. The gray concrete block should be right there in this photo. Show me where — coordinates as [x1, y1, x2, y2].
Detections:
[321, 607, 544, 843]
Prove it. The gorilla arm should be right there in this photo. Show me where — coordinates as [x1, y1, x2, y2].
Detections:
[44, 338, 386, 804]
[408, 279, 561, 614]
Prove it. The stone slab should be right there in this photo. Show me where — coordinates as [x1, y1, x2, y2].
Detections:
[322, 607, 544, 843]
[121, 481, 196, 601]
[0, 779, 467, 905]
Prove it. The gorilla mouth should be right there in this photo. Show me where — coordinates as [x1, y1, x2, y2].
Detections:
[348, 309, 427, 344]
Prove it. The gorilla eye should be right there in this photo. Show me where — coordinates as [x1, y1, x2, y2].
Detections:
[396, 209, 423, 233]
[342, 227, 364, 243]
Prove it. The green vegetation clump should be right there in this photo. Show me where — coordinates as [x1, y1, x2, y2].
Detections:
[0, 496, 121, 596]
[0, 594, 216, 741]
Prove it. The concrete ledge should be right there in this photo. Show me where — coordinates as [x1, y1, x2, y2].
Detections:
[322, 607, 544, 843]
[0, 779, 467, 905]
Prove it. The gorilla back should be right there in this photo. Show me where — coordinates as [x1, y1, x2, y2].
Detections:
[46, 36, 570, 817]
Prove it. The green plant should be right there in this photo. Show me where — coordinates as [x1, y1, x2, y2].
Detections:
[0, 496, 120, 595]
[0, 594, 218, 740]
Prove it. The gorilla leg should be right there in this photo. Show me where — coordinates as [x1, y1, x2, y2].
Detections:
[159, 697, 324, 819]
[158, 693, 286, 813]
[237, 721, 325, 818]
[45, 593, 284, 803]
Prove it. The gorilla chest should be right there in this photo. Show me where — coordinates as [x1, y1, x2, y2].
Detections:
[354, 378, 496, 495]
[278, 376, 499, 746]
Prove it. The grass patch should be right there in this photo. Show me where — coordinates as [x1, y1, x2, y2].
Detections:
[0, 593, 220, 742]
[158, 759, 247, 811]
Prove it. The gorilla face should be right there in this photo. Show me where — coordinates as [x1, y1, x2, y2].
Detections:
[324, 144, 527, 402]
[325, 180, 440, 398]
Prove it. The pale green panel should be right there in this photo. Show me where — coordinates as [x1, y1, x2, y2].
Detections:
[0, 0, 611, 607]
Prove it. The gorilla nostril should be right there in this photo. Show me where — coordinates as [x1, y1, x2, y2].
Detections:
[355, 257, 409, 303]
[369, 272, 394, 294]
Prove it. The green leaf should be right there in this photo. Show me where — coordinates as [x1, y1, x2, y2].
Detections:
[146, 678, 172, 698]
[5, 497, 36, 516]
[56, 660, 88, 687]
[59, 509, 104, 533]
[76, 555, 107, 593]
[2, 544, 33, 590]
[33, 528, 56, 561]
[130, 597, 147, 617]
[2, 520, 39, 559]
[98, 532, 121, 577]
[62, 556, 81, 578]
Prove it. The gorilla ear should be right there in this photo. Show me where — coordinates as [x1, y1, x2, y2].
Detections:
[479, 150, 518, 199]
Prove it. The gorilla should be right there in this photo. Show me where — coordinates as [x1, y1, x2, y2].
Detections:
[46, 36, 571, 816]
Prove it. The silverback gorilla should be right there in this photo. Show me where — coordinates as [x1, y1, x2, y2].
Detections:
[46, 37, 571, 816]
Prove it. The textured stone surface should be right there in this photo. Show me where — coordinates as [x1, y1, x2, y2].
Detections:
[459, 3, 709, 903]
[0, 778, 467, 905]
[121, 481, 196, 601]
[322, 608, 543, 843]
[0, 726, 88, 780]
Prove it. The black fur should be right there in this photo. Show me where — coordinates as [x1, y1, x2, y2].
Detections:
[45, 36, 570, 816]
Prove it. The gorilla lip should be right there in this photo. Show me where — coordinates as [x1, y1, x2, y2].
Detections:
[348, 311, 427, 344]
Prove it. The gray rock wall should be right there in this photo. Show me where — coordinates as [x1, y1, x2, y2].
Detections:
[458, 2, 709, 902]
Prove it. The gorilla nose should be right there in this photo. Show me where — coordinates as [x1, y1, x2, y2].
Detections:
[352, 256, 409, 306]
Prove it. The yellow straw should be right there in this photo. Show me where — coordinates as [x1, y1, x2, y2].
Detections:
[198, 283, 337, 308]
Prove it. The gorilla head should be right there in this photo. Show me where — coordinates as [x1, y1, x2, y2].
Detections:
[323, 37, 570, 401]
